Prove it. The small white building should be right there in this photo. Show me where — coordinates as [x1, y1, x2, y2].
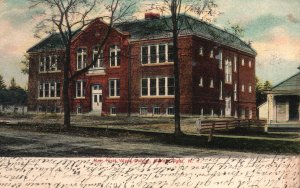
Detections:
[258, 102, 268, 120]
[265, 67, 300, 129]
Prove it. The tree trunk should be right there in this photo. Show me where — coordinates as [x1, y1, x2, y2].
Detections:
[63, 47, 71, 129]
[172, 14, 182, 136]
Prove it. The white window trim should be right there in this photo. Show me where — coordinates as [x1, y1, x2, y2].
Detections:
[109, 79, 120, 97]
[234, 82, 237, 101]
[225, 59, 232, 84]
[110, 45, 121, 67]
[210, 79, 214, 88]
[77, 48, 87, 70]
[249, 84, 252, 93]
[210, 50, 214, 58]
[139, 107, 148, 115]
[218, 50, 223, 69]
[199, 77, 203, 87]
[110, 107, 117, 115]
[141, 43, 173, 65]
[219, 81, 223, 100]
[234, 56, 237, 72]
[92, 48, 104, 69]
[153, 107, 160, 115]
[166, 106, 174, 115]
[39, 55, 60, 73]
[38, 81, 60, 99]
[241, 59, 245, 66]
[241, 84, 245, 92]
[141, 77, 174, 97]
[76, 80, 85, 98]
[199, 46, 203, 56]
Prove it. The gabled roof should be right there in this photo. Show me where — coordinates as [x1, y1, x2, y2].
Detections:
[28, 14, 256, 55]
[271, 71, 300, 92]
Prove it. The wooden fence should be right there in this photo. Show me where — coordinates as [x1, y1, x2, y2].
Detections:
[195, 119, 266, 142]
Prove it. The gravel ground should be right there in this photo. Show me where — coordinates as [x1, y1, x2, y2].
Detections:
[0, 126, 269, 158]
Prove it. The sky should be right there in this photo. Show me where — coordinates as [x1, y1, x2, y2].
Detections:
[0, 0, 299, 88]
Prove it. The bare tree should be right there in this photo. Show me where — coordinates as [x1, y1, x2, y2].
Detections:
[29, 0, 136, 128]
[150, 0, 218, 136]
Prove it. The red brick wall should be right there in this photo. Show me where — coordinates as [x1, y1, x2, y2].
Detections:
[129, 36, 194, 115]
[70, 19, 130, 114]
[191, 36, 256, 119]
[28, 50, 64, 112]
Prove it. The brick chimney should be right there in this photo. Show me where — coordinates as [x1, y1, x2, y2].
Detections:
[145, 12, 160, 20]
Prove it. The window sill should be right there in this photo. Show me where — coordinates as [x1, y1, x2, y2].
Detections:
[140, 96, 174, 99]
[108, 96, 120, 99]
[141, 62, 174, 66]
[74, 97, 85, 99]
[37, 97, 60, 100]
[110, 66, 120, 68]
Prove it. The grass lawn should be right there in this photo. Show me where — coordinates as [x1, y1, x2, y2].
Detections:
[1, 113, 299, 154]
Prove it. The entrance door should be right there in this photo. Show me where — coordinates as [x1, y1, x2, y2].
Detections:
[225, 97, 231, 116]
[92, 85, 102, 115]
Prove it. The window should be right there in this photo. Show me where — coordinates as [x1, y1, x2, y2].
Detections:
[218, 50, 223, 69]
[166, 107, 174, 115]
[110, 107, 116, 115]
[241, 59, 245, 66]
[234, 56, 237, 72]
[92, 48, 104, 69]
[77, 48, 87, 70]
[248, 84, 252, 93]
[153, 107, 160, 115]
[141, 77, 174, 97]
[241, 108, 245, 119]
[234, 82, 237, 101]
[210, 50, 214, 58]
[77, 106, 82, 114]
[141, 44, 173, 64]
[225, 59, 232, 84]
[199, 46, 203, 56]
[38, 81, 61, 98]
[140, 107, 148, 115]
[76, 81, 86, 98]
[249, 61, 252, 68]
[39, 55, 59, 72]
[109, 79, 120, 97]
[219, 81, 223, 100]
[110, 45, 120, 67]
[241, 84, 245, 92]
[199, 77, 203, 87]
[210, 79, 214, 88]
[249, 109, 253, 119]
